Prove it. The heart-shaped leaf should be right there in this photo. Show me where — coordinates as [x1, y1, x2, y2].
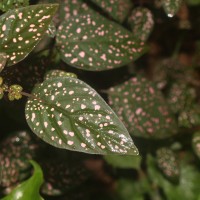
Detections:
[0, 52, 7, 72]
[25, 77, 138, 155]
[0, 131, 38, 188]
[128, 7, 154, 42]
[108, 76, 177, 138]
[56, 12, 145, 71]
[162, 0, 182, 17]
[90, 0, 133, 23]
[192, 131, 200, 159]
[0, 0, 29, 12]
[1, 160, 44, 200]
[156, 147, 180, 183]
[0, 4, 58, 66]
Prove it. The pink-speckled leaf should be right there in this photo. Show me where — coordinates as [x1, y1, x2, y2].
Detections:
[156, 147, 180, 183]
[128, 7, 154, 42]
[0, 0, 29, 12]
[25, 77, 139, 155]
[192, 132, 200, 160]
[0, 52, 7, 72]
[59, 0, 90, 21]
[90, 0, 133, 23]
[56, 13, 145, 71]
[108, 76, 177, 138]
[162, 0, 182, 17]
[0, 4, 58, 66]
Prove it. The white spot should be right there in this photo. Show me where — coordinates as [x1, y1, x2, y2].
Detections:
[57, 82, 62, 87]
[79, 51, 85, 58]
[58, 121, 62, 125]
[69, 132, 74, 137]
[81, 143, 86, 148]
[81, 104, 86, 109]
[44, 122, 48, 128]
[95, 105, 101, 110]
[68, 140, 74, 145]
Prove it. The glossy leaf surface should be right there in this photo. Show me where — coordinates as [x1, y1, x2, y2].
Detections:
[56, 12, 145, 71]
[0, 4, 58, 66]
[25, 77, 138, 155]
[108, 76, 177, 138]
[90, 0, 133, 23]
[162, 0, 182, 17]
[1, 160, 44, 200]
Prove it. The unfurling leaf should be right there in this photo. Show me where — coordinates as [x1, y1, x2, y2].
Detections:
[56, 12, 145, 71]
[0, 4, 58, 66]
[192, 132, 200, 159]
[25, 77, 138, 155]
[156, 148, 180, 183]
[128, 7, 154, 42]
[162, 0, 182, 17]
[108, 76, 177, 138]
[90, 0, 133, 23]
[1, 160, 44, 200]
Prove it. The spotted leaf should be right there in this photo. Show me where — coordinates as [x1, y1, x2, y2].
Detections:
[56, 13, 145, 71]
[128, 7, 154, 42]
[156, 148, 180, 183]
[192, 132, 200, 159]
[59, 0, 90, 21]
[0, 131, 38, 188]
[25, 77, 138, 155]
[90, 0, 133, 23]
[108, 76, 177, 138]
[0, 4, 58, 66]
[162, 0, 182, 17]
[1, 160, 44, 200]
[0, 52, 7, 72]
[0, 0, 29, 12]
[44, 70, 77, 80]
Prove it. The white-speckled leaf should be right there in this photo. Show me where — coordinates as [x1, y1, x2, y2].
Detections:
[0, 52, 7, 72]
[90, 0, 133, 23]
[108, 76, 177, 138]
[56, 13, 145, 71]
[162, 0, 182, 17]
[44, 70, 77, 80]
[25, 77, 138, 155]
[0, 0, 29, 12]
[0, 4, 58, 66]
[128, 7, 154, 42]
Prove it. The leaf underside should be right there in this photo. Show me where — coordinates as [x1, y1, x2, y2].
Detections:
[0, 4, 58, 66]
[56, 12, 145, 71]
[25, 77, 138, 155]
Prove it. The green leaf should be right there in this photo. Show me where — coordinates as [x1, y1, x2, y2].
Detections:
[1, 160, 44, 200]
[186, 0, 200, 6]
[147, 154, 200, 200]
[25, 77, 139, 155]
[0, 0, 29, 12]
[162, 0, 182, 17]
[192, 131, 200, 159]
[108, 76, 177, 138]
[0, 52, 7, 72]
[56, 12, 145, 71]
[59, 0, 90, 21]
[156, 147, 180, 183]
[128, 7, 154, 42]
[0, 131, 38, 188]
[0, 4, 58, 66]
[104, 155, 141, 170]
[44, 70, 77, 80]
[90, 0, 133, 23]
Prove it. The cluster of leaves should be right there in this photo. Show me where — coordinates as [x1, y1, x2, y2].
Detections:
[0, 0, 200, 199]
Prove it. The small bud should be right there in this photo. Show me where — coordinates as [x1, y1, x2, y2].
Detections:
[8, 84, 23, 101]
